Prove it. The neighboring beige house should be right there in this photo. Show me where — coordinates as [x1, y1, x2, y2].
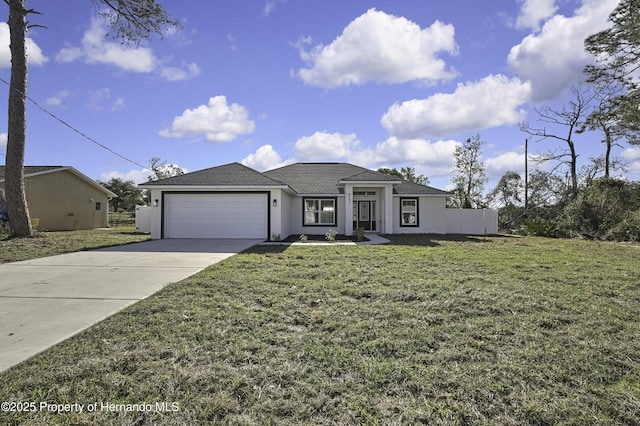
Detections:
[0, 166, 116, 231]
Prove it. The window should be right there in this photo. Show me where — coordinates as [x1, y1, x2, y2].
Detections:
[95, 201, 102, 211]
[400, 198, 418, 226]
[304, 198, 336, 225]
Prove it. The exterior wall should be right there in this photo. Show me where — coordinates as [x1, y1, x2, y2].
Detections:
[286, 195, 346, 236]
[269, 188, 287, 240]
[392, 196, 448, 234]
[148, 189, 163, 239]
[278, 192, 293, 239]
[143, 186, 497, 240]
[390, 196, 498, 235]
[146, 187, 285, 240]
[0, 171, 110, 231]
[446, 209, 498, 235]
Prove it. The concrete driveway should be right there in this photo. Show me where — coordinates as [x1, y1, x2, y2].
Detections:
[0, 238, 261, 372]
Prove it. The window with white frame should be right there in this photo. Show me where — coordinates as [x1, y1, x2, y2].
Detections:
[400, 198, 418, 226]
[304, 198, 336, 225]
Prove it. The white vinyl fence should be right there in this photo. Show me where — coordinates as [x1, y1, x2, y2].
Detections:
[135, 205, 152, 234]
[446, 209, 498, 235]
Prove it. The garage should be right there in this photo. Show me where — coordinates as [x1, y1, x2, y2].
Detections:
[163, 193, 268, 239]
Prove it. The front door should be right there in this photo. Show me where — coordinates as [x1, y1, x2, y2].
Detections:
[356, 201, 376, 231]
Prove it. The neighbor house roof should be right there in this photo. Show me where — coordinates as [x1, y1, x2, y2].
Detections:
[141, 162, 287, 187]
[0, 166, 116, 197]
[0, 166, 63, 180]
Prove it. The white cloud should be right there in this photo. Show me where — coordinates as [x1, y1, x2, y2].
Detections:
[294, 8, 458, 88]
[87, 88, 125, 112]
[263, 0, 286, 17]
[160, 62, 201, 81]
[507, 0, 619, 103]
[0, 22, 48, 68]
[0, 132, 7, 148]
[293, 131, 360, 161]
[100, 168, 154, 184]
[242, 144, 293, 171]
[242, 135, 459, 179]
[56, 17, 157, 73]
[55, 17, 200, 81]
[46, 90, 71, 107]
[381, 75, 531, 139]
[159, 96, 256, 142]
[355, 137, 460, 177]
[621, 147, 640, 173]
[515, 0, 558, 31]
[485, 151, 526, 178]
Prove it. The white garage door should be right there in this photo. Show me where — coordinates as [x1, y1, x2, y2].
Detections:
[164, 193, 268, 239]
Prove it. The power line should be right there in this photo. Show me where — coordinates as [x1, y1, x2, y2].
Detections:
[0, 76, 149, 171]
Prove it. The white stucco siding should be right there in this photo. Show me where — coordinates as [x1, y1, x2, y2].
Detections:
[287, 196, 346, 236]
[392, 196, 448, 234]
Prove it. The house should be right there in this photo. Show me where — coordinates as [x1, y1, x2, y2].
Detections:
[140, 162, 497, 240]
[0, 166, 116, 231]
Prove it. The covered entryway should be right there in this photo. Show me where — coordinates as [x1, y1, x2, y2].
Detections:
[163, 193, 268, 239]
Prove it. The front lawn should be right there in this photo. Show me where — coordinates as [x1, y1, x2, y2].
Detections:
[1, 236, 639, 424]
[0, 227, 150, 263]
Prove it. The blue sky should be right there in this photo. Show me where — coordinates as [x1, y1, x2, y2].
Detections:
[1, 0, 638, 191]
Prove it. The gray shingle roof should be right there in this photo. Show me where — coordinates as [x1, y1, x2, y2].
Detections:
[264, 163, 450, 195]
[0, 166, 64, 181]
[141, 162, 286, 187]
[393, 180, 452, 196]
[264, 163, 402, 194]
[140, 162, 451, 196]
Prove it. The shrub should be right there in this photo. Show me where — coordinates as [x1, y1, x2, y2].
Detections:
[521, 217, 556, 237]
[606, 211, 640, 242]
[324, 229, 337, 242]
[558, 178, 640, 240]
[299, 234, 308, 243]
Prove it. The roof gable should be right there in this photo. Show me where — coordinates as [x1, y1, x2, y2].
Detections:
[141, 162, 285, 187]
[264, 162, 401, 194]
[0, 166, 116, 197]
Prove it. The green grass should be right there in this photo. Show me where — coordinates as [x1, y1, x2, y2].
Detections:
[1, 235, 639, 424]
[0, 227, 150, 263]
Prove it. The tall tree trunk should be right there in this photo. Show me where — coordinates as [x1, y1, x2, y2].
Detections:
[5, 0, 32, 238]
[569, 141, 578, 196]
[604, 128, 611, 179]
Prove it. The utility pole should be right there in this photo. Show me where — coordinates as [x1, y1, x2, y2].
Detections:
[524, 138, 528, 212]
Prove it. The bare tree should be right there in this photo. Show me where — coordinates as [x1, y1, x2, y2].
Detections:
[3, 0, 179, 238]
[520, 83, 596, 197]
